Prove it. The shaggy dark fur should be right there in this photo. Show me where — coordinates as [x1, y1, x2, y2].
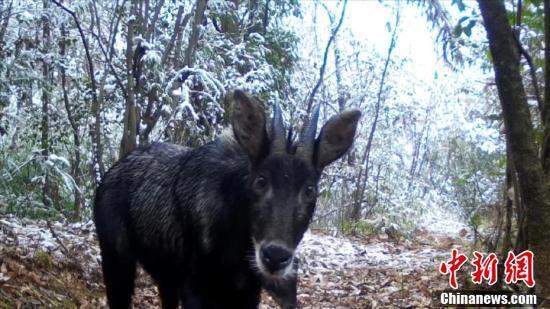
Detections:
[94, 90, 361, 308]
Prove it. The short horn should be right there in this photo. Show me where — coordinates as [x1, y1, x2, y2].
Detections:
[271, 102, 286, 154]
[296, 104, 320, 160]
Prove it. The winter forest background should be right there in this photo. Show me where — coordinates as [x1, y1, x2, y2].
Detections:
[0, 0, 498, 237]
[1, 0, 550, 306]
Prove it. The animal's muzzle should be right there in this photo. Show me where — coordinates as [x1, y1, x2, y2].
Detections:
[260, 244, 293, 273]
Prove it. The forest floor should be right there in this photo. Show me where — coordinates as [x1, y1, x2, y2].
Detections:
[0, 215, 470, 308]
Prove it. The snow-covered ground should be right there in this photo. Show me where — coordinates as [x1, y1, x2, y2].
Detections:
[299, 232, 447, 274]
[0, 215, 461, 307]
[0, 216, 99, 280]
[0, 215, 452, 277]
[417, 205, 468, 237]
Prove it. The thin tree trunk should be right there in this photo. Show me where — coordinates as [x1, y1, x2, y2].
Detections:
[173, 12, 192, 67]
[120, 0, 138, 157]
[503, 157, 513, 253]
[512, 162, 527, 252]
[543, 0, 550, 176]
[497, 160, 514, 290]
[161, 4, 185, 66]
[60, 22, 82, 220]
[145, 0, 164, 41]
[140, 2, 186, 144]
[41, 0, 52, 208]
[479, 0, 550, 299]
[328, 5, 346, 114]
[52, 0, 105, 185]
[350, 4, 399, 223]
[262, 0, 270, 33]
[0, 1, 12, 50]
[184, 0, 207, 68]
[306, 0, 347, 114]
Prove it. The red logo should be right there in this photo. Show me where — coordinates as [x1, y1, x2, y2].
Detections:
[504, 250, 535, 288]
[439, 250, 535, 289]
[439, 248, 468, 289]
[471, 251, 498, 285]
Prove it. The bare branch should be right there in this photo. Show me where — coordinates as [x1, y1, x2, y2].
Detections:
[89, 30, 128, 98]
[145, 0, 165, 41]
[513, 35, 543, 114]
[352, 2, 400, 222]
[306, 0, 347, 114]
[510, 1, 543, 114]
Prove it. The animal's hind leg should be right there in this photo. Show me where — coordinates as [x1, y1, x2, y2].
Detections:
[100, 248, 136, 309]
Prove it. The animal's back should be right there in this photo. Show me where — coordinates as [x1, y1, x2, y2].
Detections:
[94, 138, 252, 265]
[94, 143, 191, 265]
[94, 139, 262, 308]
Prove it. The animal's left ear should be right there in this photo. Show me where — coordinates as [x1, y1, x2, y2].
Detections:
[232, 90, 269, 164]
[316, 109, 361, 168]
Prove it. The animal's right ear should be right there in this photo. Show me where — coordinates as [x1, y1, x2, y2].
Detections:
[316, 109, 361, 169]
[231, 90, 269, 164]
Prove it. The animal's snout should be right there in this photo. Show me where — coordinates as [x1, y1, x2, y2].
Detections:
[260, 244, 293, 273]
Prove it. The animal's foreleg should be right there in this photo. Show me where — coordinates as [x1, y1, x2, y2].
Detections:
[263, 258, 299, 308]
[158, 281, 179, 309]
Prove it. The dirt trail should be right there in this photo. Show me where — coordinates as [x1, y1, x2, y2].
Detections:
[0, 215, 467, 308]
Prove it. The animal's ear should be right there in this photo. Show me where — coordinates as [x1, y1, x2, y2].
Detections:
[316, 109, 361, 168]
[232, 90, 268, 163]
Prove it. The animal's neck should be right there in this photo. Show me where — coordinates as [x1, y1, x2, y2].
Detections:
[187, 139, 255, 262]
[207, 163, 253, 249]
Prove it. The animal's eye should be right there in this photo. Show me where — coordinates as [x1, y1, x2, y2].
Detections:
[253, 176, 268, 191]
[304, 185, 317, 200]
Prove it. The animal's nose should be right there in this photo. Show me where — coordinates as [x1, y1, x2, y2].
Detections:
[260, 244, 293, 272]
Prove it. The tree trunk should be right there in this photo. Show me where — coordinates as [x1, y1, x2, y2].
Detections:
[351, 4, 399, 223]
[120, 0, 138, 158]
[542, 0, 550, 175]
[479, 0, 550, 299]
[52, 0, 106, 184]
[173, 12, 192, 68]
[330, 10, 346, 113]
[503, 159, 513, 253]
[184, 0, 207, 68]
[60, 22, 83, 220]
[161, 4, 185, 66]
[0, 1, 12, 51]
[41, 0, 52, 209]
[262, 0, 270, 33]
[306, 0, 347, 114]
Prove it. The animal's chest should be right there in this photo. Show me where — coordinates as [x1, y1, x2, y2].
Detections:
[189, 252, 261, 300]
[192, 224, 257, 279]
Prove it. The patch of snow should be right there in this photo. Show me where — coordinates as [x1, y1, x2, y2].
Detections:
[0, 215, 100, 280]
[1, 214, 450, 302]
[48, 154, 70, 168]
[417, 204, 467, 237]
[142, 49, 161, 65]
[298, 232, 447, 276]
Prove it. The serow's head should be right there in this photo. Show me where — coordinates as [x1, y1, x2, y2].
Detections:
[231, 90, 361, 280]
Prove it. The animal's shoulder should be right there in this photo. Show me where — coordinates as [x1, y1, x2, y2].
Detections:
[102, 143, 190, 180]
[134, 142, 191, 158]
[122, 143, 190, 166]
